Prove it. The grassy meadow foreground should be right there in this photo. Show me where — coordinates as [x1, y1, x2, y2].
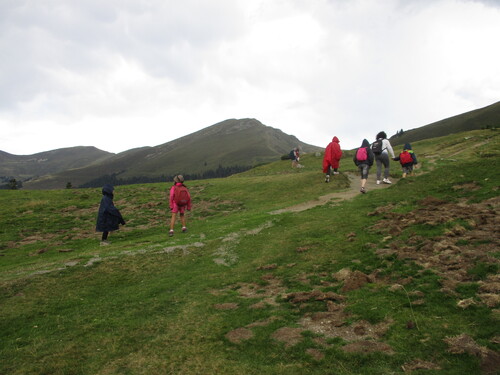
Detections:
[1, 130, 499, 374]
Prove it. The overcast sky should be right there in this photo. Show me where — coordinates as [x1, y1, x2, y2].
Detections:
[1, 0, 499, 155]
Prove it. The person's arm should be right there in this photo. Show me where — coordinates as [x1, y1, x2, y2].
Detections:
[385, 140, 395, 158]
[169, 185, 175, 208]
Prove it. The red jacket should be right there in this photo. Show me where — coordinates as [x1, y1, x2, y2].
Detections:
[323, 136, 342, 172]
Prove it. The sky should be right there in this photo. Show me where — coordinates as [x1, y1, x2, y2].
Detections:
[1, 0, 499, 155]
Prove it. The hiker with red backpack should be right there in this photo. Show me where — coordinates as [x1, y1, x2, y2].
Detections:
[353, 139, 374, 194]
[169, 175, 191, 237]
[323, 136, 342, 182]
[372, 131, 395, 185]
[393, 143, 418, 178]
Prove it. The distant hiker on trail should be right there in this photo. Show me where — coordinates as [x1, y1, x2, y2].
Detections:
[96, 184, 126, 246]
[323, 136, 342, 183]
[353, 139, 374, 194]
[290, 147, 301, 168]
[393, 143, 418, 178]
[372, 131, 395, 185]
[169, 175, 191, 237]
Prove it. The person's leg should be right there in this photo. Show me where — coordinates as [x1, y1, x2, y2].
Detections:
[169, 213, 177, 236]
[180, 213, 187, 232]
[382, 154, 390, 179]
[376, 156, 382, 181]
[102, 231, 109, 241]
[360, 165, 368, 193]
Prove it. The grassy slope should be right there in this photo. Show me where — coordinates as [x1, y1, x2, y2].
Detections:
[390, 100, 500, 147]
[0, 129, 498, 374]
[23, 119, 323, 190]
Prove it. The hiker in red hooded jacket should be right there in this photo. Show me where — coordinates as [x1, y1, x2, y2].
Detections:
[322, 136, 343, 182]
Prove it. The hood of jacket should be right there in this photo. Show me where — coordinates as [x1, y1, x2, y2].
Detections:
[361, 139, 370, 148]
[332, 136, 340, 143]
[404, 143, 412, 150]
[102, 184, 114, 197]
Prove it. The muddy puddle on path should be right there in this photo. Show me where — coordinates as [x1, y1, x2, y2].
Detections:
[270, 172, 396, 214]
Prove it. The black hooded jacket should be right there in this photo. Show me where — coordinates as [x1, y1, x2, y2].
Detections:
[96, 184, 125, 232]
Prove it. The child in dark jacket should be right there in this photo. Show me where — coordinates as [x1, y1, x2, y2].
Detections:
[169, 175, 192, 237]
[393, 143, 418, 178]
[96, 184, 125, 245]
[353, 139, 374, 193]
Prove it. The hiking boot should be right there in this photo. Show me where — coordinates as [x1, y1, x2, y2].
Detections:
[182, 227, 188, 233]
[169, 230, 174, 237]
[360, 187, 366, 194]
[325, 175, 330, 183]
[376, 180, 381, 185]
[383, 178, 392, 184]
[333, 171, 340, 175]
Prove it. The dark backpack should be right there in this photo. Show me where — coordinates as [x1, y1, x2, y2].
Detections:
[372, 139, 383, 155]
[289, 150, 295, 160]
[173, 185, 190, 206]
[356, 147, 368, 162]
[399, 151, 413, 165]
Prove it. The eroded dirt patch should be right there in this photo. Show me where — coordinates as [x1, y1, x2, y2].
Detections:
[225, 328, 254, 344]
[371, 196, 500, 305]
[341, 340, 394, 355]
[271, 327, 304, 348]
[445, 334, 500, 375]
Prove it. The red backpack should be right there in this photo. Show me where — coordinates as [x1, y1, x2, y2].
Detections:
[356, 147, 368, 162]
[399, 151, 413, 165]
[173, 185, 190, 206]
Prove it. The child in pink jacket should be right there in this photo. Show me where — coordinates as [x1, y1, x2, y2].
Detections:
[169, 175, 192, 237]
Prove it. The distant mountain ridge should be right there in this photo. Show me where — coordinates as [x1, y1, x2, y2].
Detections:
[0, 147, 113, 185]
[390, 101, 499, 146]
[15, 119, 322, 189]
[3, 101, 498, 190]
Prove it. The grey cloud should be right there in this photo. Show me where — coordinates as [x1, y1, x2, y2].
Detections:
[0, 0, 246, 110]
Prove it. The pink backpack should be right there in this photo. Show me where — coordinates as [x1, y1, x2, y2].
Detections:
[356, 147, 368, 162]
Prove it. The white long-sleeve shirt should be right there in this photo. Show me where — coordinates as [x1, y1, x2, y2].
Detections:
[379, 139, 395, 158]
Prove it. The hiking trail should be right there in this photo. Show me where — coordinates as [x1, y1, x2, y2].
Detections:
[270, 172, 398, 215]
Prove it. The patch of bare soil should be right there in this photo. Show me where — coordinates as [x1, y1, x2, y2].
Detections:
[370, 196, 500, 305]
[342, 340, 394, 355]
[225, 328, 254, 344]
[220, 267, 395, 352]
[445, 334, 500, 375]
[402, 359, 441, 372]
[306, 348, 325, 361]
[214, 303, 239, 310]
[230, 274, 288, 307]
[271, 327, 304, 348]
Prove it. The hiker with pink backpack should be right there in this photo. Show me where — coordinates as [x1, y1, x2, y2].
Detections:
[169, 175, 192, 237]
[353, 139, 374, 194]
[393, 143, 418, 178]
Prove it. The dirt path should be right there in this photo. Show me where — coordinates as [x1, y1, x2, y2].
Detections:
[270, 172, 397, 215]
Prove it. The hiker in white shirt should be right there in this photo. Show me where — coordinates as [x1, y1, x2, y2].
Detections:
[372, 131, 395, 184]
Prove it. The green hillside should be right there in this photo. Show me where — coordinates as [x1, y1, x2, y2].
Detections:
[0, 129, 498, 374]
[390, 101, 500, 147]
[22, 119, 322, 190]
[0, 146, 113, 184]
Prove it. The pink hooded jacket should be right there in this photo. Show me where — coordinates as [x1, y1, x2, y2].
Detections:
[169, 182, 192, 212]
